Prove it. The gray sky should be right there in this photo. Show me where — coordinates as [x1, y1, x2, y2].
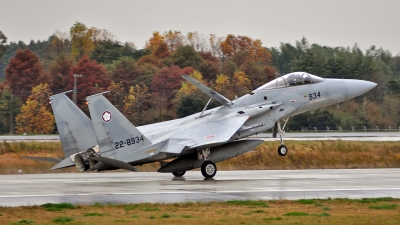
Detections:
[1, 0, 399, 54]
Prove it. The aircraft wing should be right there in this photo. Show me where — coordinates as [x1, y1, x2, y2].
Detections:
[182, 74, 231, 105]
[171, 116, 249, 149]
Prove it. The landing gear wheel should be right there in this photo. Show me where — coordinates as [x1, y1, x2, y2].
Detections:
[201, 161, 217, 178]
[278, 145, 288, 156]
[172, 171, 186, 177]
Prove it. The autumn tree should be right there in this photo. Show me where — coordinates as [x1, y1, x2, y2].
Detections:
[151, 66, 194, 119]
[211, 70, 252, 99]
[5, 49, 47, 100]
[90, 27, 116, 44]
[174, 70, 216, 117]
[145, 31, 170, 58]
[108, 57, 140, 89]
[151, 66, 195, 102]
[187, 32, 208, 52]
[122, 84, 151, 124]
[136, 63, 159, 87]
[199, 52, 220, 80]
[0, 86, 21, 134]
[29, 83, 53, 110]
[70, 22, 94, 59]
[15, 99, 54, 134]
[65, 55, 110, 106]
[209, 34, 223, 57]
[213, 74, 234, 100]
[49, 53, 74, 92]
[91, 41, 137, 64]
[15, 84, 54, 134]
[172, 45, 204, 70]
[108, 81, 125, 111]
[164, 30, 185, 51]
[220, 34, 272, 65]
[45, 30, 71, 62]
[0, 30, 7, 60]
[232, 70, 252, 96]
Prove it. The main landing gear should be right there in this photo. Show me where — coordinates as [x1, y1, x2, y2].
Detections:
[172, 171, 186, 177]
[201, 161, 217, 178]
[277, 118, 289, 157]
[171, 148, 217, 178]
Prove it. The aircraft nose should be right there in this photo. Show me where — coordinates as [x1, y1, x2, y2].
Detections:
[345, 80, 377, 99]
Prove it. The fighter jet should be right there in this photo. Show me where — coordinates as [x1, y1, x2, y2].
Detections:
[49, 72, 376, 178]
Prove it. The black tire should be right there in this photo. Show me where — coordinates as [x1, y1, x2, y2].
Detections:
[201, 161, 217, 178]
[278, 145, 288, 156]
[172, 171, 186, 177]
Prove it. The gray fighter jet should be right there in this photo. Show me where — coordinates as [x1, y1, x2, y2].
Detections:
[49, 72, 376, 178]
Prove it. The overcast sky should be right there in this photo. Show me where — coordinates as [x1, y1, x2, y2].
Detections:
[1, 0, 399, 54]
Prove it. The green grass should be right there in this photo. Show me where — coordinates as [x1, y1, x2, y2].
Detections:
[252, 209, 265, 213]
[181, 214, 195, 218]
[284, 212, 309, 216]
[264, 217, 282, 220]
[52, 217, 74, 223]
[143, 207, 160, 211]
[12, 220, 34, 224]
[3, 198, 400, 225]
[124, 204, 140, 210]
[40, 203, 75, 211]
[314, 212, 330, 217]
[295, 199, 315, 204]
[160, 214, 171, 218]
[226, 200, 269, 207]
[369, 204, 397, 210]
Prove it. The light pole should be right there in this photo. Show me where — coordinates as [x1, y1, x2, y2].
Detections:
[73, 74, 82, 104]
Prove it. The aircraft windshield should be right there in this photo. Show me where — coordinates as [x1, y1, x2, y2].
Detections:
[256, 72, 324, 90]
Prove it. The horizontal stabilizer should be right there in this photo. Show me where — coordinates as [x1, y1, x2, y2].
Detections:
[90, 157, 138, 172]
[22, 156, 62, 164]
[50, 157, 75, 170]
[182, 74, 231, 105]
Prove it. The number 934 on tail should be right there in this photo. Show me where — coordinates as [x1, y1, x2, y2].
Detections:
[29, 72, 376, 178]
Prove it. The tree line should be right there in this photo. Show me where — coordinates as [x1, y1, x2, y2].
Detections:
[0, 22, 399, 134]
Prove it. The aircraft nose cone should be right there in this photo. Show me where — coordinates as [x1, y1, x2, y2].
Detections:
[345, 80, 377, 99]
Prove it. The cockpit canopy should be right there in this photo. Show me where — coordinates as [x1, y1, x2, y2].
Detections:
[256, 72, 324, 90]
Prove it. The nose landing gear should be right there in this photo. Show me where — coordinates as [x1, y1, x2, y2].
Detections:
[277, 118, 289, 157]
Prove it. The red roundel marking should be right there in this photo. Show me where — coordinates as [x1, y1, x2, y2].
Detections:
[102, 111, 112, 123]
[204, 135, 216, 139]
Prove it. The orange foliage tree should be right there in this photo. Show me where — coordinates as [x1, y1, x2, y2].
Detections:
[220, 34, 272, 64]
[15, 84, 54, 134]
[145, 31, 170, 58]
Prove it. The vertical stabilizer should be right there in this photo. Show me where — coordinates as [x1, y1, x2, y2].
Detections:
[86, 93, 152, 159]
[50, 92, 97, 158]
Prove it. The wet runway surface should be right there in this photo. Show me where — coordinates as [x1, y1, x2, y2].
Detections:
[1, 169, 400, 206]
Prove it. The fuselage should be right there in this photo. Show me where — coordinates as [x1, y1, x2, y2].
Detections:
[136, 72, 377, 158]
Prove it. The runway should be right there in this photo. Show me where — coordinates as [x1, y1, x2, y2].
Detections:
[1, 169, 400, 207]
